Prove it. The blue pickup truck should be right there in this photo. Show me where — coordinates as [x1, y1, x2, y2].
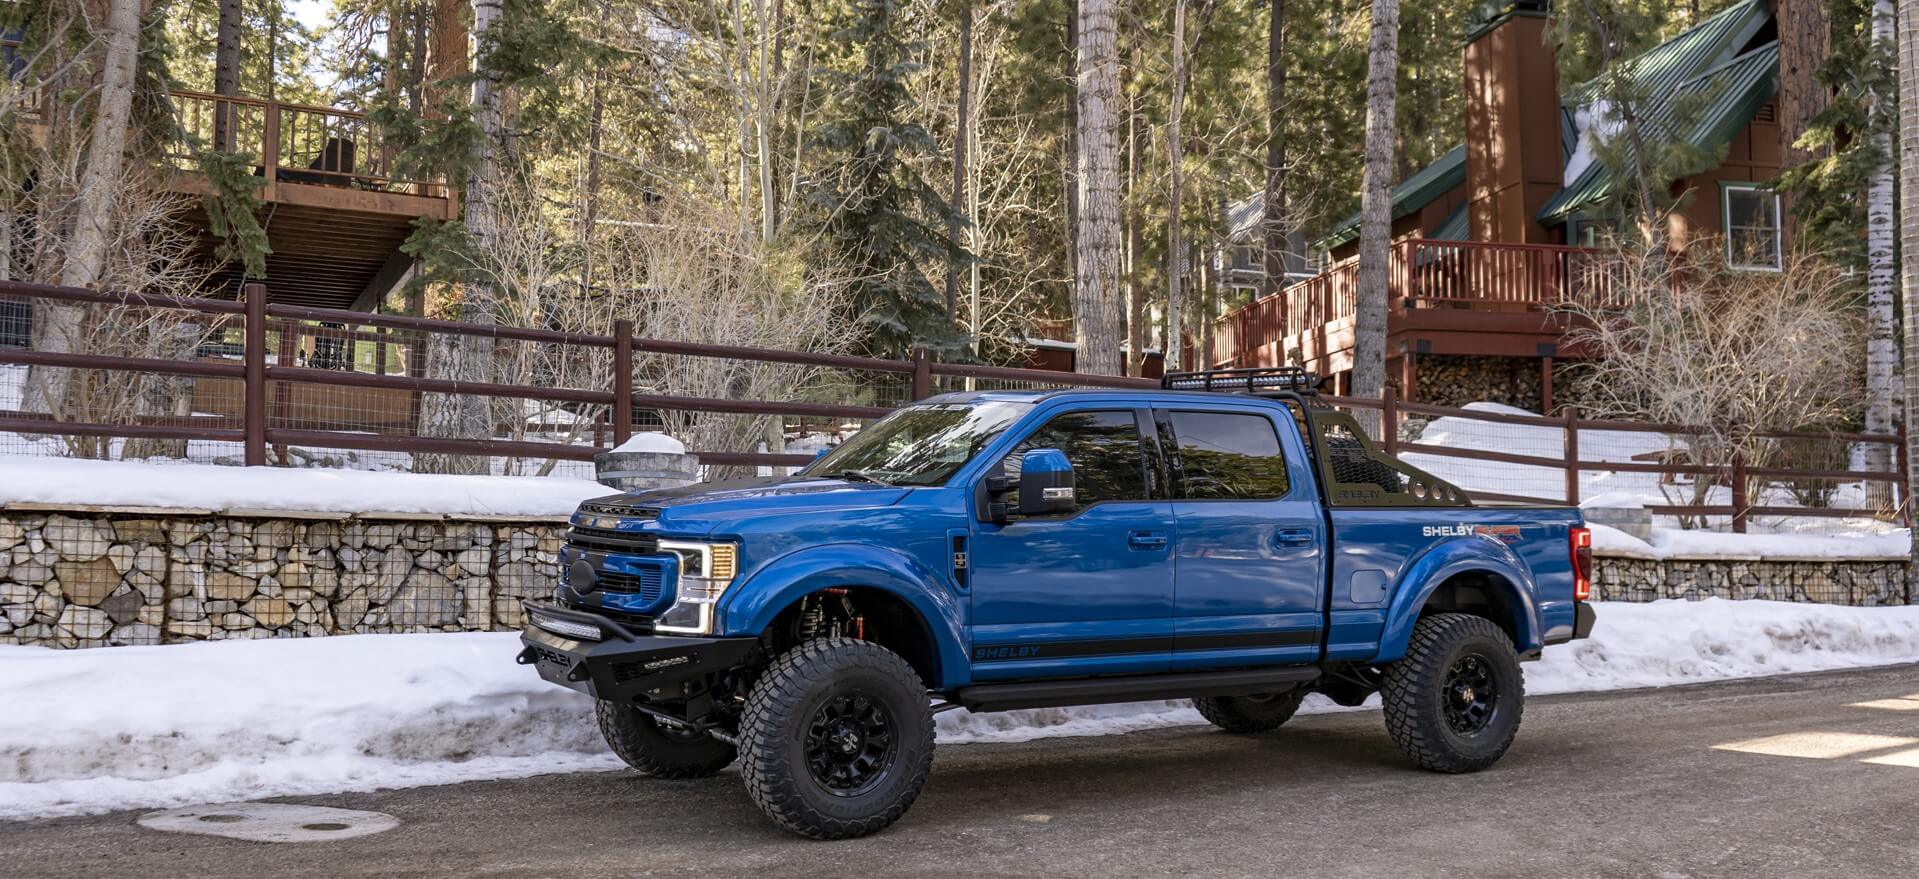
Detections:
[518, 367, 1595, 838]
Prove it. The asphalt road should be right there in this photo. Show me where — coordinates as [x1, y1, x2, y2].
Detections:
[7, 664, 1919, 879]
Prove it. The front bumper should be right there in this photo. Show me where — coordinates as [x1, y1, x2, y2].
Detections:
[516, 600, 758, 704]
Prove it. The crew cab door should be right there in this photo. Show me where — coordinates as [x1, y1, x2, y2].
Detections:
[966, 407, 1175, 681]
[1156, 407, 1325, 668]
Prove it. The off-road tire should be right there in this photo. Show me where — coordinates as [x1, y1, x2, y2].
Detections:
[1380, 613, 1524, 773]
[595, 699, 737, 778]
[738, 638, 935, 839]
[1193, 690, 1308, 733]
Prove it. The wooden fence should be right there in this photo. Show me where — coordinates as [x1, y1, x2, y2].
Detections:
[0, 278, 1904, 532]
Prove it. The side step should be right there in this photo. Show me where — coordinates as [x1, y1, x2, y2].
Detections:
[953, 666, 1320, 713]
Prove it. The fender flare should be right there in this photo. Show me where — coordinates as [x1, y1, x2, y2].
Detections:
[1372, 538, 1542, 664]
[717, 543, 970, 689]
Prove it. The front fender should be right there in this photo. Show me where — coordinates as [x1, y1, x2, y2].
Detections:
[1373, 538, 1541, 664]
[717, 543, 971, 689]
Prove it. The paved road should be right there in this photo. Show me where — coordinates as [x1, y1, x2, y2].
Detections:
[7, 664, 1919, 879]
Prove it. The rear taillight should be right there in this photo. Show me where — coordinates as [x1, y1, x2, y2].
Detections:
[1570, 526, 1593, 601]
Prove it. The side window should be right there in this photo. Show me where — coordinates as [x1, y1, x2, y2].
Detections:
[1165, 411, 1291, 500]
[1002, 410, 1148, 506]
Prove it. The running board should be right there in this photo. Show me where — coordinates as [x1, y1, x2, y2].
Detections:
[953, 666, 1320, 713]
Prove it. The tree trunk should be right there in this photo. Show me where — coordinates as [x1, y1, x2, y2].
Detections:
[1164, 0, 1187, 374]
[214, 0, 242, 151]
[1073, 0, 1123, 375]
[1125, 36, 1146, 376]
[419, 0, 502, 474]
[1064, 1, 1080, 305]
[1262, 0, 1288, 301]
[1776, 0, 1830, 237]
[1351, 0, 1399, 434]
[945, 2, 972, 320]
[24, 0, 140, 417]
[1897, 0, 1919, 566]
[1865, 0, 1898, 508]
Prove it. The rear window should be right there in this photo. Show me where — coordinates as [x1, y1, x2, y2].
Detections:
[1164, 411, 1291, 500]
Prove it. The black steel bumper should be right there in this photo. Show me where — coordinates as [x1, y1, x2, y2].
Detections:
[1573, 601, 1597, 640]
[516, 600, 758, 703]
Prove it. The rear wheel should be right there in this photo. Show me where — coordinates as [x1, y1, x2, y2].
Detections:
[738, 638, 935, 839]
[595, 699, 737, 778]
[1194, 690, 1308, 734]
[1380, 613, 1524, 773]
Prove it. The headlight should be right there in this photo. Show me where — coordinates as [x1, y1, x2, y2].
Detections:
[655, 540, 738, 634]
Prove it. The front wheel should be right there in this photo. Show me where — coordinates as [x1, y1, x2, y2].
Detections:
[738, 638, 935, 839]
[1379, 613, 1524, 773]
[595, 699, 737, 778]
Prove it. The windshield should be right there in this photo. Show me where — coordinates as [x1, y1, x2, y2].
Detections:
[802, 401, 1032, 487]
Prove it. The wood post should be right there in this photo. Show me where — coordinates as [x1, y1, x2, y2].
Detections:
[1562, 406, 1579, 507]
[910, 347, 932, 401]
[1899, 424, 1912, 529]
[1731, 451, 1749, 533]
[1540, 355, 1554, 414]
[242, 283, 267, 466]
[1381, 384, 1398, 454]
[613, 318, 634, 446]
[261, 103, 279, 202]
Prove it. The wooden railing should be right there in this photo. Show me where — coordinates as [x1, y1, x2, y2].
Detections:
[1216, 239, 1617, 365]
[165, 90, 445, 198]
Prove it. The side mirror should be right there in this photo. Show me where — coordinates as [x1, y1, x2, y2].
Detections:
[1017, 448, 1076, 516]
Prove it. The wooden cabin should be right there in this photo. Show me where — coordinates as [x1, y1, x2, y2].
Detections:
[1213, 0, 1793, 412]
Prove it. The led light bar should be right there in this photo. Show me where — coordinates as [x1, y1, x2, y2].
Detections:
[531, 611, 603, 641]
[1161, 366, 1321, 394]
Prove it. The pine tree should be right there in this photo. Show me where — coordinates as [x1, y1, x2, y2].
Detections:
[1352, 0, 1399, 431]
[802, 0, 969, 359]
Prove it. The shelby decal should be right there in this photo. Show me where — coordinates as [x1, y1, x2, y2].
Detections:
[1422, 524, 1524, 543]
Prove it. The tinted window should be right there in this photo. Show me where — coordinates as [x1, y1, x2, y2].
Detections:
[1003, 410, 1148, 506]
[1167, 411, 1290, 500]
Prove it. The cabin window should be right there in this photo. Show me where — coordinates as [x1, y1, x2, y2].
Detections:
[1722, 184, 1782, 271]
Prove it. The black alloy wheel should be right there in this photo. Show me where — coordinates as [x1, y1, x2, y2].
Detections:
[804, 693, 899, 796]
[1442, 654, 1499, 735]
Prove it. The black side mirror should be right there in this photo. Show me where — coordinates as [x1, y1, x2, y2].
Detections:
[1017, 448, 1076, 515]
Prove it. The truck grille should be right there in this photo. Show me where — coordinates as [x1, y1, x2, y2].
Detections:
[578, 502, 661, 520]
[599, 566, 667, 603]
[565, 526, 660, 555]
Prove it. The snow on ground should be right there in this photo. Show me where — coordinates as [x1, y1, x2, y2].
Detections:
[1589, 523, 1912, 560]
[1401, 402, 1897, 536]
[0, 456, 611, 518]
[4, 599, 1917, 821]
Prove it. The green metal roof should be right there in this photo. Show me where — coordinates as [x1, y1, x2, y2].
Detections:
[1537, 0, 1777, 223]
[1430, 202, 1469, 241]
[1313, 143, 1468, 251]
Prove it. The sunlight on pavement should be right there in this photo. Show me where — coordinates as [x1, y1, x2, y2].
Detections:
[1859, 748, 1919, 768]
[1712, 732, 1919, 760]
[1847, 694, 1919, 711]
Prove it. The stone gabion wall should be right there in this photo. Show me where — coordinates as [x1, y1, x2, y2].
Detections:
[1, 509, 565, 648]
[1592, 554, 1910, 605]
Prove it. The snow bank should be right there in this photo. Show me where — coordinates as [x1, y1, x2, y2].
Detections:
[5, 599, 1918, 820]
[0, 456, 612, 518]
[1589, 523, 1911, 560]
[610, 432, 686, 456]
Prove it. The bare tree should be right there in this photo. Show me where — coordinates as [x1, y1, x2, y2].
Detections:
[1164, 0, 1188, 373]
[1351, 0, 1400, 433]
[1863, 0, 1897, 506]
[1261, 0, 1289, 301]
[24, 0, 143, 417]
[1900, 0, 1919, 563]
[1563, 241, 1866, 525]
[1073, 0, 1123, 375]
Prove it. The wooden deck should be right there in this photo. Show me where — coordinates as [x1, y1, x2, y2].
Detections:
[163, 91, 457, 309]
[1211, 239, 1616, 381]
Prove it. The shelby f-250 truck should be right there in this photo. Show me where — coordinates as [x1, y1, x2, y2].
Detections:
[517, 366, 1596, 839]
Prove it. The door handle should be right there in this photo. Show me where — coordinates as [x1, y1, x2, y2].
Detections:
[1127, 531, 1169, 550]
[1275, 528, 1315, 547]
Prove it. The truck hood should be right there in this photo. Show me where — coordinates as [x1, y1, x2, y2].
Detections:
[603, 476, 911, 530]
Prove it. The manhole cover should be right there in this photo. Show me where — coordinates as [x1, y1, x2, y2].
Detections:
[137, 803, 399, 843]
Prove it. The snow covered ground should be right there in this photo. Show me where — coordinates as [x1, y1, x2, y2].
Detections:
[1401, 402, 1897, 536]
[0, 455, 611, 517]
[4, 599, 1917, 821]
